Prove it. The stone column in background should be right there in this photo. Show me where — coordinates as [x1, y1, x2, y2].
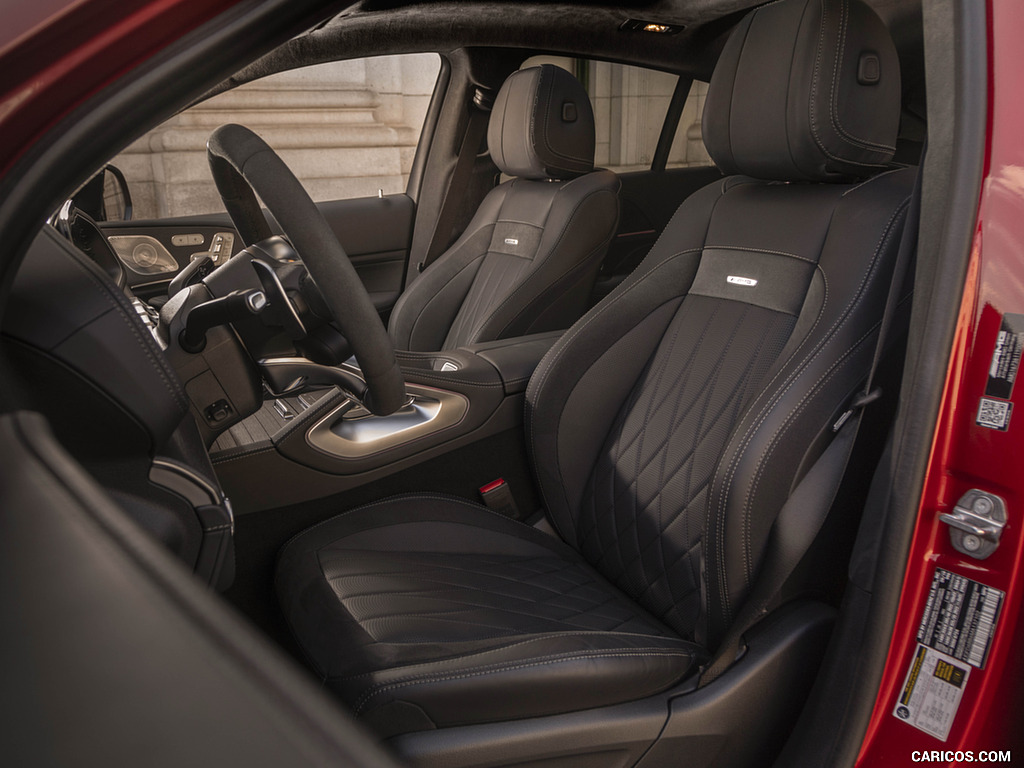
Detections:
[113, 53, 440, 219]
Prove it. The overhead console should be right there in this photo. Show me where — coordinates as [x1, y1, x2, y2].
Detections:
[210, 332, 561, 513]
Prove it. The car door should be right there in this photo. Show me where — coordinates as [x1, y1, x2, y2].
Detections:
[96, 53, 443, 319]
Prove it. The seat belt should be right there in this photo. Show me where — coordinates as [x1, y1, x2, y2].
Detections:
[416, 89, 492, 274]
[699, 159, 924, 687]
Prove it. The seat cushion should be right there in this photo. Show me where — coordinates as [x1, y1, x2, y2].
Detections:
[276, 495, 700, 735]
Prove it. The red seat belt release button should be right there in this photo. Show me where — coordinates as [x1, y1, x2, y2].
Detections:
[479, 478, 519, 519]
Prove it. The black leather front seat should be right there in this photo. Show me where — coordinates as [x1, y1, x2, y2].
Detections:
[387, 64, 620, 351]
[278, 0, 911, 741]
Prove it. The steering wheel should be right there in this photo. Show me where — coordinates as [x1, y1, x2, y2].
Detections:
[206, 123, 406, 416]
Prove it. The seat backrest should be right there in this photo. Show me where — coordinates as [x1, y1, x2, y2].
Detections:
[388, 65, 620, 352]
[527, 0, 911, 650]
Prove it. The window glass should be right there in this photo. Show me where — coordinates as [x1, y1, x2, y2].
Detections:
[521, 56, 712, 173]
[111, 53, 442, 219]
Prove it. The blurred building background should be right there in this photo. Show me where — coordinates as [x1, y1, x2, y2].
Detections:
[112, 53, 710, 220]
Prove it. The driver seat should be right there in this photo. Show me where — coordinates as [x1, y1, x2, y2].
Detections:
[277, 0, 910, 751]
[387, 64, 620, 351]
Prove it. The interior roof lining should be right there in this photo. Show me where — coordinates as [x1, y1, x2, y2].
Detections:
[207, 0, 922, 103]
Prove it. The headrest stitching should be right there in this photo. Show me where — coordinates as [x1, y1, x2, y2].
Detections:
[537, 69, 591, 168]
[809, 0, 890, 170]
[828, 0, 897, 152]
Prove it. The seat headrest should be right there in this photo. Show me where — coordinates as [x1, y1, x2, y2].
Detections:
[487, 65, 596, 180]
[702, 0, 900, 182]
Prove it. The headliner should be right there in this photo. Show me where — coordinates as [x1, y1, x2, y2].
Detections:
[211, 0, 923, 117]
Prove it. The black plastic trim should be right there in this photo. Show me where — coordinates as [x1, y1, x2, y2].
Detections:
[652, 76, 692, 172]
[407, 55, 452, 205]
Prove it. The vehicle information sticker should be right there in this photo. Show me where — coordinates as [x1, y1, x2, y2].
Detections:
[985, 313, 1024, 399]
[977, 313, 1024, 430]
[893, 644, 970, 741]
[917, 568, 1004, 668]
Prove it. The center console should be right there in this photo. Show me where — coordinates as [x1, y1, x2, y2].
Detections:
[209, 332, 561, 513]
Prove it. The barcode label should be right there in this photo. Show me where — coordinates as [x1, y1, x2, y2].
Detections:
[977, 397, 1012, 431]
[967, 594, 999, 667]
[916, 568, 1005, 669]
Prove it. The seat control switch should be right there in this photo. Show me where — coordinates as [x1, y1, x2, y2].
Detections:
[939, 490, 1007, 560]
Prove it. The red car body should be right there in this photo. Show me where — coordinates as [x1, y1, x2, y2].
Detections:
[859, 1, 1024, 759]
[0, 0, 1019, 764]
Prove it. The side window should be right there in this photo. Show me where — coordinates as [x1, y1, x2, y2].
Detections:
[521, 56, 712, 173]
[112, 53, 442, 220]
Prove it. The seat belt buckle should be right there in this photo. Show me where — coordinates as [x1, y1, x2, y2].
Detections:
[833, 387, 883, 432]
[479, 478, 519, 519]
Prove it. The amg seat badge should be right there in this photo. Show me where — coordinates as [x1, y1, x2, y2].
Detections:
[727, 275, 758, 287]
[504, 238, 519, 245]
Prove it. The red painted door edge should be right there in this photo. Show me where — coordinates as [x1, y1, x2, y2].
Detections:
[0, 0, 241, 179]
[856, 0, 1024, 762]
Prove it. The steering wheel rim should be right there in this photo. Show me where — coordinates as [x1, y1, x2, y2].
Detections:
[206, 123, 406, 416]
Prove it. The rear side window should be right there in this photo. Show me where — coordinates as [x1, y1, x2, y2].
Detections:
[521, 56, 712, 173]
[110, 53, 442, 219]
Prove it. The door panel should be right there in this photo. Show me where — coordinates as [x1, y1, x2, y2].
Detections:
[100, 193, 415, 314]
[314, 194, 414, 314]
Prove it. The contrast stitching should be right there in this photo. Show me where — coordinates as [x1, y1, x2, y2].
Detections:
[809, 0, 893, 168]
[352, 649, 693, 714]
[211, 445, 278, 465]
[496, 218, 545, 228]
[525, 249, 703, 506]
[470, 187, 616, 343]
[406, 242, 491, 347]
[737, 200, 907, 582]
[397, 372, 503, 388]
[842, 167, 902, 197]
[280, 493, 541, 554]
[702, 245, 817, 263]
[537, 69, 591, 167]
[527, 187, 727, 544]
[62, 244, 187, 411]
[491, 237, 611, 341]
[827, 0, 896, 152]
[710, 266, 830, 605]
[712, 195, 907, 614]
[338, 631, 687, 682]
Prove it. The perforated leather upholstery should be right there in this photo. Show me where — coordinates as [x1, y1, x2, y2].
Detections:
[388, 65, 619, 352]
[279, 0, 913, 736]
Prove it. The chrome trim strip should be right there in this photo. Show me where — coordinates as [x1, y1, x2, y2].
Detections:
[305, 383, 469, 460]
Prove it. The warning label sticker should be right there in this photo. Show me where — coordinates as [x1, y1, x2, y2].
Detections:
[917, 568, 1004, 668]
[893, 644, 970, 741]
[985, 313, 1024, 399]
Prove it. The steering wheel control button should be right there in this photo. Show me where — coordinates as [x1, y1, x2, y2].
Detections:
[939, 489, 1007, 560]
